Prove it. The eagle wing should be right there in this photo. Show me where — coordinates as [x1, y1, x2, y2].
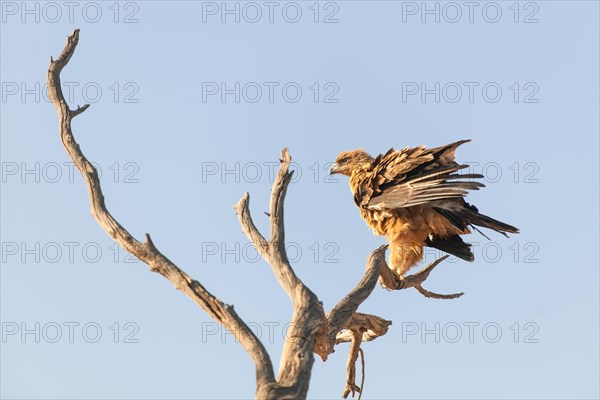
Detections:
[354, 140, 484, 210]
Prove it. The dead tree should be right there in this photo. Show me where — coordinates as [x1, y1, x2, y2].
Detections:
[47, 29, 461, 399]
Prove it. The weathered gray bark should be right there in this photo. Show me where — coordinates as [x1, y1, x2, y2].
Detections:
[47, 29, 276, 392]
[48, 29, 458, 399]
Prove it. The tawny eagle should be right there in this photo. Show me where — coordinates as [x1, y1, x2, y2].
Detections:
[330, 140, 519, 278]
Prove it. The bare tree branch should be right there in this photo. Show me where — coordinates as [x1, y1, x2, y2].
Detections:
[234, 193, 270, 259]
[234, 157, 396, 397]
[269, 150, 293, 252]
[327, 246, 388, 331]
[47, 29, 276, 395]
[335, 313, 392, 345]
[314, 245, 389, 361]
[235, 150, 326, 398]
[235, 150, 308, 302]
[342, 330, 363, 399]
[315, 250, 459, 395]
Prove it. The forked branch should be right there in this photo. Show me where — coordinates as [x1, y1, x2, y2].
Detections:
[235, 156, 394, 398]
[235, 150, 326, 398]
[314, 245, 390, 361]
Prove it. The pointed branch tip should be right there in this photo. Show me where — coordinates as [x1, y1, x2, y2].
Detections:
[415, 284, 464, 299]
[144, 233, 156, 250]
[234, 192, 250, 211]
[70, 104, 90, 118]
[279, 148, 291, 164]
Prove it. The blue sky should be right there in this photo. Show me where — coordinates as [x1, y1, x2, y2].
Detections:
[1, 1, 599, 399]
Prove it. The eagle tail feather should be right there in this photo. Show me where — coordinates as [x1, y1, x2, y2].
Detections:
[425, 235, 474, 262]
[433, 203, 519, 237]
[460, 207, 520, 236]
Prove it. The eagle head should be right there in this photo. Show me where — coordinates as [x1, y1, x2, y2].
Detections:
[330, 149, 374, 176]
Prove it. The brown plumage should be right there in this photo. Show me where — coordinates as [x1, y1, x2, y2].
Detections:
[330, 140, 519, 278]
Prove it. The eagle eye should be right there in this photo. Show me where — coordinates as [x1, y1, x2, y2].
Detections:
[339, 156, 349, 164]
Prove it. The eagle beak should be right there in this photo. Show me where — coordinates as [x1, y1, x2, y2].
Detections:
[329, 164, 339, 175]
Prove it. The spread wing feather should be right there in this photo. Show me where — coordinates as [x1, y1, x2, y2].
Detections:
[368, 165, 484, 209]
[355, 140, 485, 210]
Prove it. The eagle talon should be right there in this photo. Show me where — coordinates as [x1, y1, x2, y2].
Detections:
[395, 276, 406, 290]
